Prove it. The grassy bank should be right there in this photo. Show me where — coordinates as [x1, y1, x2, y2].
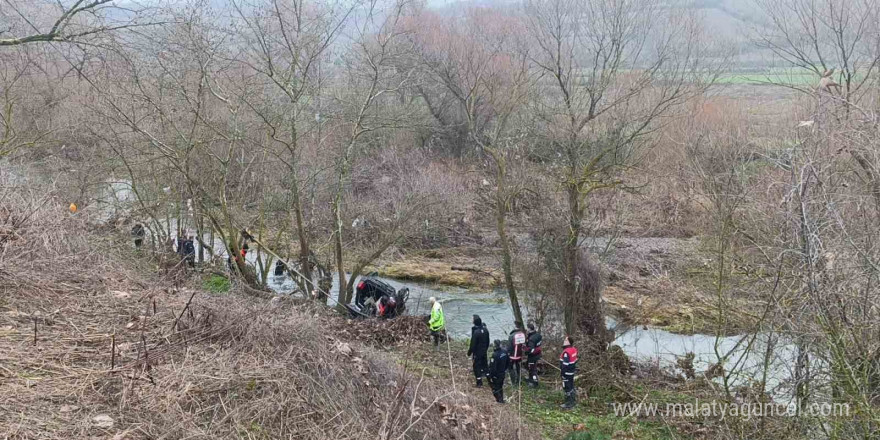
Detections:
[390, 340, 700, 439]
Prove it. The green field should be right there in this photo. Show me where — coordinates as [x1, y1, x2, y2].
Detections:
[715, 67, 865, 86]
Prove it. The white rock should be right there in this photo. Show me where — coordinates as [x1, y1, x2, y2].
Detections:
[111, 291, 130, 299]
[59, 404, 79, 413]
[335, 342, 353, 356]
[92, 414, 114, 428]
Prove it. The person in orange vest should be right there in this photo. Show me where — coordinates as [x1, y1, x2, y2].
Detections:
[507, 321, 526, 386]
[560, 335, 579, 409]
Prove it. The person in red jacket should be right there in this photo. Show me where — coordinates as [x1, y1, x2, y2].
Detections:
[559, 335, 579, 409]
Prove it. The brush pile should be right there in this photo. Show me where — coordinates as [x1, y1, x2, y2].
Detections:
[0, 171, 534, 439]
[319, 314, 444, 347]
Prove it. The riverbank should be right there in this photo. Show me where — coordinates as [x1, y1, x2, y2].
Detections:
[366, 246, 503, 289]
[0, 205, 807, 440]
[364, 238, 760, 336]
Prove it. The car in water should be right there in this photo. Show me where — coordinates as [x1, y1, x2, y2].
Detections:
[354, 274, 409, 318]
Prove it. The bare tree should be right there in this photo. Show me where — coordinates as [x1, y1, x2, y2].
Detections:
[756, 0, 880, 232]
[754, 0, 880, 101]
[525, 0, 705, 339]
[411, 7, 534, 324]
[331, 0, 421, 305]
[0, 0, 155, 46]
[232, 0, 355, 295]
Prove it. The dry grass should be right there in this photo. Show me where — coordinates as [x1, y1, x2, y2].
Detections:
[372, 259, 500, 289]
[0, 173, 537, 440]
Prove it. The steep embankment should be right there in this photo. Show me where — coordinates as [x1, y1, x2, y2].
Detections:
[0, 193, 536, 439]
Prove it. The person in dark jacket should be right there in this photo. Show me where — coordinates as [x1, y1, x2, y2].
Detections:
[507, 321, 527, 386]
[183, 236, 196, 267]
[560, 335, 579, 409]
[488, 340, 509, 403]
[131, 223, 145, 249]
[467, 315, 490, 387]
[274, 260, 286, 276]
[525, 322, 543, 387]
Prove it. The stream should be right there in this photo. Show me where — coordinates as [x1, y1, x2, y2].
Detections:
[95, 180, 802, 402]
[267, 273, 802, 401]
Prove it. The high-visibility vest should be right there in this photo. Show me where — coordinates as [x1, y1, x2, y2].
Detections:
[429, 302, 444, 331]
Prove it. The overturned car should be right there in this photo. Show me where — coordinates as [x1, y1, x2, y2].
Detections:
[354, 274, 409, 319]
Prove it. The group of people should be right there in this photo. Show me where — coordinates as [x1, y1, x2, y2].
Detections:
[425, 298, 579, 409]
[363, 294, 399, 319]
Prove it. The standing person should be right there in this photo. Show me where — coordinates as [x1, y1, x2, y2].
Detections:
[488, 340, 509, 403]
[467, 315, 490, 387]
[507, 321, 526, 386]
[525, 322, 543, 387]
[274, 260, 286, 276]
[131, 223, 145, 249]
[427, 297, 445, 349]
[560, 335, 579, 409]
[183, 236, 196, 268]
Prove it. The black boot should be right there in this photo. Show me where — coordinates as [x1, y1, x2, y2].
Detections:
[476, 378, 483, 388]
[560, 390, 577, 410]
[493, 388, 504, 403]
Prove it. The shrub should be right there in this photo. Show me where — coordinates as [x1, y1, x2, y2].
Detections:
[203, 274, 231, 293]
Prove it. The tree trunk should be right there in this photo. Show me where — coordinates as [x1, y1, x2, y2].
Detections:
[291, 175, 314, 296]
[196, 213, 204, 263]
[332, 192, 349, 306]
[494, 159, 524, 325]
[564, 183, 581, 335]
[850, 150, 880, 221]
[565, 182, 607, 343]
